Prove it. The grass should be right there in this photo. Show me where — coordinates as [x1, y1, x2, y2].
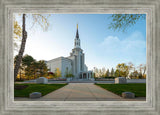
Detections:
[14, 83, 67, 97]
[95, 83, 146, 97]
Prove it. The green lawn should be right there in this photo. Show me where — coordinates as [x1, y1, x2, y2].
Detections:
[14, 83, 67, 97]
[96, 83, 146, 97]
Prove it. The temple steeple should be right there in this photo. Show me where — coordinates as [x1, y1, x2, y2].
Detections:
[76, 24, 79, 39]
[74, 24, 81, 48]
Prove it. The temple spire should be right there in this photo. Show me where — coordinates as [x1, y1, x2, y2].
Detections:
[76, 24, 79, 38]
[74, 24, 80, 48]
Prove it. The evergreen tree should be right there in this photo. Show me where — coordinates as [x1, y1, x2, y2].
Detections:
[21, 54, 35, 80]
[37, 60, 48, 77]
[15, 54, 48, 80]
[101, 67, 106, 78]
[105, 69, 110, 77]
[110, 68, 115, 77]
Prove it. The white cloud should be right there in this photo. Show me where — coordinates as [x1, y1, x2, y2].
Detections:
[99, 31, 146, 65]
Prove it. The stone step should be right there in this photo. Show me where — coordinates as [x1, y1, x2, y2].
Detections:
[69, 78, 94, 83]
[71, 79, 92, 81]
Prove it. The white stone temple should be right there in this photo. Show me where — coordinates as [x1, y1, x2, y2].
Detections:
[46, 24, 93, 80]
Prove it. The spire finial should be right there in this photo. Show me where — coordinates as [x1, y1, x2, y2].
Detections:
[76, 23, 79, 38]
[77, 23, 78, 29]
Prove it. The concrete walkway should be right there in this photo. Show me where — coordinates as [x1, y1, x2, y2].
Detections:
[14, 83, 146, 101]
[41, 83, 122, 101]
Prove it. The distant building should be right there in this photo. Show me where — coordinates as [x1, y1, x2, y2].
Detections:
[46, 24, 93, 79]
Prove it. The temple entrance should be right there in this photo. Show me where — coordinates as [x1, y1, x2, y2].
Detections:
[79, 71, 93, 80]
[83, 73, 87, 79]
[80, 73, 86, 79]
[71, 71, 94, 82]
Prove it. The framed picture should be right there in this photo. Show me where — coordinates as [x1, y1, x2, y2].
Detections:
[0, 0, 160, 115]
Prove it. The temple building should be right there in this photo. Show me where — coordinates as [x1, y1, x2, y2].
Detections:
[46, 24, 93, 80]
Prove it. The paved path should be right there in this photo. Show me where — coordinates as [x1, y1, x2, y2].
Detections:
[14, 83, 146, 101]
[41, 83, 122, 101]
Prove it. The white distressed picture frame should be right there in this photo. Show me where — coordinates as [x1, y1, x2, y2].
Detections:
[0, 0, 160, 115]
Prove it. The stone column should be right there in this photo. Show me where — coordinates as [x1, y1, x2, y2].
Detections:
[86, 72, 88, 79]
[82, 73, 83, 79]
[82, 54, 84, 71]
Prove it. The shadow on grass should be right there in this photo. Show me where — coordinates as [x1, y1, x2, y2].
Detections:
[14, 83, 67, 97]
[95, 83, 146, 97]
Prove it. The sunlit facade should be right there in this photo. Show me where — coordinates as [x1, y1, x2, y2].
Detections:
[46, 25, 93, 79]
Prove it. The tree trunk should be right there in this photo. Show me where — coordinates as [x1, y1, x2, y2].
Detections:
[20, 70, 21, 80]
[14, 14, 27, 82]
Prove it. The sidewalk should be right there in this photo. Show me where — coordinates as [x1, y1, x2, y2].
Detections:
[15, 83, 146, 101]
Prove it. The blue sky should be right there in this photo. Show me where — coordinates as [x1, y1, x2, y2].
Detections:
[14, 14, 146, 70]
